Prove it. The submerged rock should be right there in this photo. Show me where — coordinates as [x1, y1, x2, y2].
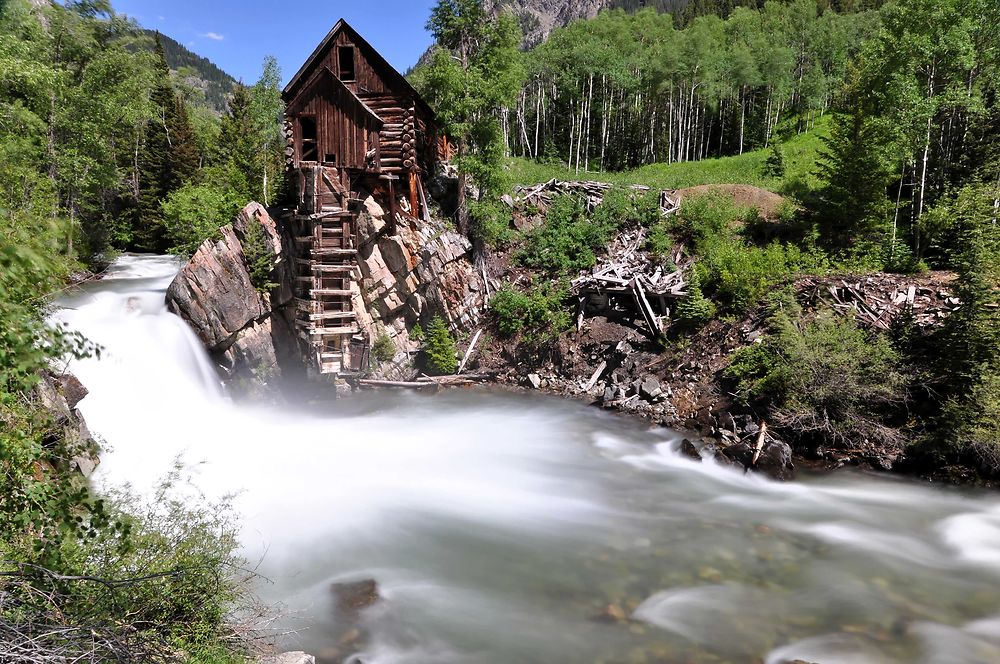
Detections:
[332, 578, 380, 613]
[721, 439, 796, 481]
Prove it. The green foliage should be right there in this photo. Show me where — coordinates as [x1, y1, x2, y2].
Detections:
[421, 315, 458, 375]
[674, 267, 716, 330]
[136, 36, 200, 252]
[468, 197, 513, 246]
[161, 180, 241, 256]
[590, 187, 662, 229]
[217, 58, 286, 207]
[518, 195, 610, 275]
[489, 281, 571, 339]
[372, 333, 397, 364]
[668, 193, 828, 313]
[815, 108, 892, 251]
[415, 0, 524, 237]
[241, 219, 276, 294]
[506, 3, 872, 171]
[726, 304, 906, 448]
[762, 145, 786, 178]
[933, 184, 1000, 473]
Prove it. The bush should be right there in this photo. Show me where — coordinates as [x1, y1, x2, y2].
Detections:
[161, 182, 242, 256]
[762, 144, 786, 177]
[702, 237, 827, 312]
[726, 306, 906, 450]
[674, 267, 716, 330]
[647, 222, 675, 263]
[372, 333, 397, 364]
[469, 198, 513, 247]
[518, 195, 609, 275]
[1, 478, 258, 663]
[591, 187, 661, 230]
[422, 315, 458, 375]
[490, 281, 571, 339]
[241, 220, 276, 294]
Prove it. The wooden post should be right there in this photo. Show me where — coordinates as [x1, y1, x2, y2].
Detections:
[387, 176, 398, 234]
[409, 172, 420, 219]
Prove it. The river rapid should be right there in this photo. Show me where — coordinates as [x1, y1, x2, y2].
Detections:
[52, 255, 1000, 664]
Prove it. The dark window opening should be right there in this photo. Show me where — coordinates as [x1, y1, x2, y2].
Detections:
[339, 46, 356, 81]
[299, 116, 318, 161]
[324, 153, 337, 164]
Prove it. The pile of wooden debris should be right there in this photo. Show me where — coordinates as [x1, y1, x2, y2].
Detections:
[570, 229, 693, 338]
[509, 179, 680, 215]
[798, 274, 960, 330]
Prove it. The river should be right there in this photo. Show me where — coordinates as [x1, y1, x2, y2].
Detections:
[52, 254, 1000, 664]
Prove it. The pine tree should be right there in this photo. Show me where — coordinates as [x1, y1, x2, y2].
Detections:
[217, 82, 255, 201]
[938, 184, 1000, 473]
[135, 35, 198, 251]
[422, 315, 458, 375]
[816, 107, 891, 251]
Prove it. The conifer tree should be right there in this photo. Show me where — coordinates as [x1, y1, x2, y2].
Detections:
[816, 107, 891, 251]
[136, 35, 198, 251]
[217, 82, 255, 201]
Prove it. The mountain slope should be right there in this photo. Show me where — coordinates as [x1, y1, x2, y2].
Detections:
[484, 0, 688, 46]
[146, 30, 236, 114]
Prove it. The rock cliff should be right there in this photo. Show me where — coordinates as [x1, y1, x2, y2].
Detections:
[166, 203, 303, 396]
[351, 196, 486, 379]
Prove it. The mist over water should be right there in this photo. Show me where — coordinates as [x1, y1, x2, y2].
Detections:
[54, 255, 1000, 663]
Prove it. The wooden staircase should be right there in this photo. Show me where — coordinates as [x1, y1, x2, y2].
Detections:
[292, 166, 365, 375]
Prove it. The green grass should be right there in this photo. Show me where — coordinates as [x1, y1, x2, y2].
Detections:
[507, 115, 830, 198]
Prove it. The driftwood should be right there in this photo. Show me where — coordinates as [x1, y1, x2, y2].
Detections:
[751, 422, 769, 466]
[457, 329, 483, 375]
[584, 361, 608, 392]
[798, 275, 960, 330]
[513, 179, 680, 216]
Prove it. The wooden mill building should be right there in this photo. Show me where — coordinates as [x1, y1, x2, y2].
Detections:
[282, 18, 440, 376]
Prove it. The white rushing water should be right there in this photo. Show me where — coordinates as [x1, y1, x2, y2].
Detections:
[53, 255, 1000, 664]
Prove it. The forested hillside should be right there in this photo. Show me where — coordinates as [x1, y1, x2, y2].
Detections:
[147, 29, 236, 114]
[414, 0, 1000, 481]
[0, 2, 286, 657]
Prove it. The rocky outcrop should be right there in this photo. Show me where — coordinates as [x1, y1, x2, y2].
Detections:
[166, 203, 303, 396]
[351, 196, 485, 379]
[33, 370, 100, 477]
[483, 0, 609, 47]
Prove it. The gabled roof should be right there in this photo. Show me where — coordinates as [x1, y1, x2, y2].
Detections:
[286, 65, 384, 128]
[282, 18, 435, 120]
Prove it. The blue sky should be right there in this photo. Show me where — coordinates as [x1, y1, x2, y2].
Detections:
[111, 1, 439, 85]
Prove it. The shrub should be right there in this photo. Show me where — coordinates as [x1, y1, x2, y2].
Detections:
[469, 198, 513, 247]
[702, 238, 827, 312]
[726, 307, 906, 450]
[591, 187, 661, 230]
[674, 267, 716, 330]
[242, 220, 277, 294]
[422, 315, 458, 375]
[490, 281, 571, 339]
[518, 195, 609, 275]
[762, 144, 786, 177]
[372, 333, 397, 364]
[161, 182, 241, 256]
[647, 222, 675, 263]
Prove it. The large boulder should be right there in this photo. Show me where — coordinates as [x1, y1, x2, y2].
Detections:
[166, 203, 302, 394]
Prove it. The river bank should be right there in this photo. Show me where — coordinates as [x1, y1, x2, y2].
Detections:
[50, 253, 1000, 664]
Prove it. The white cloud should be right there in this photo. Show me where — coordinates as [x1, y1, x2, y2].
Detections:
[158, 15, 165, 21]
[201, 32, 225, 41]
